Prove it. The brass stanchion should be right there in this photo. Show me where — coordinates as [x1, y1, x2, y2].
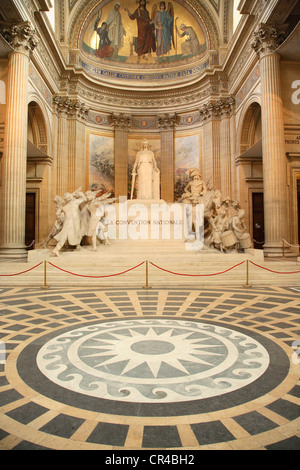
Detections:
[41, 260, 50, 289]
[143, 260, 151, 289]
[243, 259, 252, 288]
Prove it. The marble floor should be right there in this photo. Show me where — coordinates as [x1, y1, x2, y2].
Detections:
[0, 285, 299, 451]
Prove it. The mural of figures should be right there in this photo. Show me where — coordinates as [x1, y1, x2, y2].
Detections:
[88, 134, 115, 195]
[81, 0, 207, 65]
[124, 0, 156, 60]
[151, 2, 174, 59]
[174, 133, 202, 200]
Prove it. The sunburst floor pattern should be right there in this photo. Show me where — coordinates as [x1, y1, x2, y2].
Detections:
[0, 286, 299, 450]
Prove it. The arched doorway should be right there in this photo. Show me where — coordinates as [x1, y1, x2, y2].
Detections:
[26, 101, 49, 248]
[237, 101, 264, 248]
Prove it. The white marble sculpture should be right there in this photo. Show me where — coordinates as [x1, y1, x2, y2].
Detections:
[52, 189, 86, 256]
[86, 193, 116, 251]
[131, 139, 160, 200]
[179, 170, 253, 253]
[42, 195, 65, 248]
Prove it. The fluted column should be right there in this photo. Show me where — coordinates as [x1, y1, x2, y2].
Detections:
[219, 97, 235, 197]
[68, 101, 89, 191]
[0, 22, 38, 258]
[53, 96, 72, 195]
[157, 113, 176, 202]
[112, 113, 131, 198]
[252, 23, 288, 256]
[200, 102, 221, 189]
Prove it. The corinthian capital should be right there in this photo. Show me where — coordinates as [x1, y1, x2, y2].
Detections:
[1, 21, 39, 55]
[157, 113, 177, 129]
[111, 113, 132, 129]
[251, 23, 287, 58]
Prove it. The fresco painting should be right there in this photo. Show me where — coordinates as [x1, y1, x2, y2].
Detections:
[89, 133, 115, 195]
[82, 0, 207, 65]
[174, 133, 201, 200]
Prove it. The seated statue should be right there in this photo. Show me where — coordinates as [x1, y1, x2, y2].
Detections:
[232, 209, 252, 251]
[180, 169, 207, 204]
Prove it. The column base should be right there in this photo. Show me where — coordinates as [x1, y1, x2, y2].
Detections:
[0, 245, 28, 260]
[263, 241, 293, 258]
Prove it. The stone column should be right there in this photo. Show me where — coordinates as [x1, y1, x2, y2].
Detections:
[157, 113, 176, 202]
[219, 97, 235, 197]
[200, 101, 221, 190]
[112, 113, 131, 198]
[0, 22, 38, 259]
[68, 100, 89, 191]
[53, 96, 72, 196]
[251, 23, 288, 257]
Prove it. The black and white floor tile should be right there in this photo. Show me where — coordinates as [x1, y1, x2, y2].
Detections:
[0, 286, 299, 450]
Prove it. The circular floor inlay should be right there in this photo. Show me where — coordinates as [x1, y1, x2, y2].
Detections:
[36, 319, 270, 403]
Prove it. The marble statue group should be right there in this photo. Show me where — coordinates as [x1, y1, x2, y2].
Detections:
[42, 189, 116, 256]
[178, 168, 252, 253]
[44, 139, 252, 256]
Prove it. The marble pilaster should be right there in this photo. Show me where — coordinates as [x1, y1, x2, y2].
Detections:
[112, 113, 131, 198]
[157, 113, 176, 203]
[0, 22, 38, 258]
[200, 102, 221, 190]
[219, 97, 235, 198]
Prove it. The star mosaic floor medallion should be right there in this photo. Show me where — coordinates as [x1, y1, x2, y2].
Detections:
[36, 319, 270, 404]
[0, 286, 299, 450]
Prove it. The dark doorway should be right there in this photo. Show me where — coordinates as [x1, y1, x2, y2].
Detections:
[252, 192, 264, 249]
[25, 192, 36, 250]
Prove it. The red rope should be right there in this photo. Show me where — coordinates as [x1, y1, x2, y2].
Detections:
[149, 260, 245, 277]
[250, 260, 300, 274]
[48, 261, 145, 278]
[0, 262, 43, 276]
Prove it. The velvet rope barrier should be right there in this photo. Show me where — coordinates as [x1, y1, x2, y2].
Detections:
[0, 262, 43, 276]
[149, 260, 245, 277]
[48, 260, 145, 278]
[249, 260, 300, 274]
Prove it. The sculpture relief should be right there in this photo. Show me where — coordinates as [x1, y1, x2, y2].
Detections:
[179, 171, 252, 253]
[44, 189, 116, 255]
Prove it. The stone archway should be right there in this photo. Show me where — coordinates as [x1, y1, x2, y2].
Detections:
[236, 101, 263, 245]
[26, 101, 51, 248]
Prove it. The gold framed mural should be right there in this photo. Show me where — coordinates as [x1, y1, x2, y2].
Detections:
[87, 131, 115, 195]
[174, 130, 202, 200]
[81, 0, 207, 67]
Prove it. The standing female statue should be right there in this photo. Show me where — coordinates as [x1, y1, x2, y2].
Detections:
[131, 139, 160, 199]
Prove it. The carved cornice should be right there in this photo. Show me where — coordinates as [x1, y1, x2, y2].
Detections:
[0, 21, 38, 56]
[251, 23, 287, 58]
[53, 95, 89, 120]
